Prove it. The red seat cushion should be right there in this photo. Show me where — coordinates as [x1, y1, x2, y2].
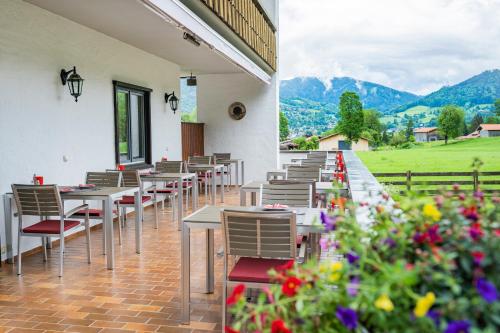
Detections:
[117, 195, 151, 205]
[198, 172, 212, 178]
[148, 189, 177, 194]
[165, 181, 192, 188]
[228, 257, 291, 283]
[296, 234, 305, 246]
[23, 220, 80, 234]
[72, 209, 118, 217]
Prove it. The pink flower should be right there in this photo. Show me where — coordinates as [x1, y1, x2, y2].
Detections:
[471, 251, 485, 265]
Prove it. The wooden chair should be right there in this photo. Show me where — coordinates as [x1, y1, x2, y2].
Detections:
[286, 165, 322, 182]
[214, 153, 232, 191]
[150, 161, 183, 214]
[11, 184, 91, 277]
[188, 156, 213, 200]
[221, 209, 296, 325]
[71, 172, 123, 245]
[259, 182, 313, 208]
[117, 170, 158, 229]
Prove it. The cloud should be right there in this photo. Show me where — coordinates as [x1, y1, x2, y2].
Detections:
[279, 0, 500, 95]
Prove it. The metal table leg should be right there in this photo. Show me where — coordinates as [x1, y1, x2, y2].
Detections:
[102, 201, 106, 255]
[251, 192, 257, 206]
[206, 229, 214, 293]
[240, 188, 246, 206]
[235, 162, 239, 187]
[3, 194, 14, 264]
[241, 160, 245, 185]
[220, 168, 224, 203]
[181, 222, 190, 325]
[105, 197, 114, 270]
[192, 174, 198, 211]
[135, 190, 142, 254]
[211, 168, 216, 205]
[177, 176, 183, 231]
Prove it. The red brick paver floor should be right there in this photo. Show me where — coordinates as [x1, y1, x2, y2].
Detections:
[0, 189, 241, 333]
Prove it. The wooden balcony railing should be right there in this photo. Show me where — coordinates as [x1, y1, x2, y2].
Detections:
[200, 0, 276, 71]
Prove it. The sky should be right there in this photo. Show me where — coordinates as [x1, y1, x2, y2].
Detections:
[279, 0, 500, 95]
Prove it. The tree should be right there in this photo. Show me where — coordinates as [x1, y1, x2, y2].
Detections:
[337, 92, 364, 142]
[469, 114, 483, 133]
[279, 111, 290, 142]
[438, 105, 465, 144]
[405, 118, 414, 140]
[362, 109, 383, 146]
[495, 98, 500, 116]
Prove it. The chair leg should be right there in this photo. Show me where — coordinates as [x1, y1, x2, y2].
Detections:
[222, 280, 228, 327]
[117, 215, 122, 245]
[17, 231, 22, 275]
[59, 232, 64, 277]
[42, 237, 47, 262]
[85, 218, 91, 263]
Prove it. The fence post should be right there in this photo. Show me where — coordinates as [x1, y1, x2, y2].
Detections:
[473, 170, 479, 192]
[406, 170, 412, 192]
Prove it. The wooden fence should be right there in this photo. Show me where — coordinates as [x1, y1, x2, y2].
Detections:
[373, 171, 500, 195]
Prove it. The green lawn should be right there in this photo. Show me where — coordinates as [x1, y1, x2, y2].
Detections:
[357, 138, 500, 173]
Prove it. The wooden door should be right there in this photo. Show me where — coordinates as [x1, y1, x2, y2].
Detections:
[181, 122, 204, 161]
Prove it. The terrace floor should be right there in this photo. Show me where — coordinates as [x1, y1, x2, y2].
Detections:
[0, 189, 238, 333]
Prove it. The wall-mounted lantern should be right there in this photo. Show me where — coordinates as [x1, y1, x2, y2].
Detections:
[186, 73, 197, 86]
[60, 66, 84, 102]
[165, 91, 179, 114]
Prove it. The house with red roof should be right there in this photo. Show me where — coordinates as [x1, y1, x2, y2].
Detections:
[413, 127, 440, 142]
[476, 124, 500, 137]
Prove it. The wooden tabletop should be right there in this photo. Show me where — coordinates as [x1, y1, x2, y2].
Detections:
[141, 173, 196, 180]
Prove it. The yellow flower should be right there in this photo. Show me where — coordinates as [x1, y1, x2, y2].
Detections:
[375, 294, 394, 312]
[331, 262, 343, 271]
[327, 262, 343, 282]
[414, 292, 435, 318]
[423, 204, 441, 222]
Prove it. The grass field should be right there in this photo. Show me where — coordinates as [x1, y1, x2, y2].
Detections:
[357, 137, 500, 173]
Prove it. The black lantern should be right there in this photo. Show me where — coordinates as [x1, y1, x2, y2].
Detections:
[60, 66, 84, 102]
[165, 92, 179, 114]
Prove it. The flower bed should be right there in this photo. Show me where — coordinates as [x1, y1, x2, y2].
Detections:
[226, 188, 500, 333]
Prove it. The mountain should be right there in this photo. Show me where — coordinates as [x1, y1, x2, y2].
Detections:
[281, 70, 500, 136]
[392, 69, 500, 113]
[280, 76, 420, 136]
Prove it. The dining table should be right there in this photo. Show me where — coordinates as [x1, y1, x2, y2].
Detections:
[140, 172, 198, 230]
[216, 159, 244, 187]
[186, 164, 225, 204]
[180, 205, 326, 325]
[239, 180, 348, 206]
[3, 186, 141, 270]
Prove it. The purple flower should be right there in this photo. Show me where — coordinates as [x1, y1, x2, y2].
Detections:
[336, 306, 357, 330]
[426, 310, 440, 327]
[346, 252, 359, 264]
[473, 191, 484, 201]
[321, 211, 336, 231]
[347, 277, 360, 297]
[444, 320, 470, 333]
[383, 237, 397, 248]
[476, 278, 498, 303]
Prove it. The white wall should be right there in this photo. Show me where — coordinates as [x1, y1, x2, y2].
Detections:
[0, 0, 182, 260]
[197, 73, 279, 181]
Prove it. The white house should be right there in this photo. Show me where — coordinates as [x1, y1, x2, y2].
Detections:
[413, 127, 440, 142]
[476, 124, 500, 137]
[0, 0, 279, 262]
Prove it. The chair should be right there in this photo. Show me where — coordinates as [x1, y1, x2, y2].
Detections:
[287, 165, 322, 182]
[150, 161, 184, 213]
[11, 184, 91, 277]
[259, 182, 313, 208]
[307, 151, 328, 159]
[221, 209, 296, 325]
[71, 172, 123, 245]
[116, 170, 158, 229]
[214, 153, 232, 191]
[188, 156, 213, 200]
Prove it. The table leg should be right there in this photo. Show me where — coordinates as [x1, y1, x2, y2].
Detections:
[240, 188, 246, 206]
[206, 229, 214, 293]
[102, 201, 106, 255]
[235, 162, 239, 187]
[220, 168, 224, 203]
[241, 160, 245, 185]
[192, 174, 198, 211]
[211, 168, 216, 205]
[154, 185, 158, 229]
[177, 177, 183, 231]
[105, 197, 114, 270]
[3, 194, 14, 264]
[181, 222, 190, 325]
[251, 192, 257, 206]
[135, 190, 142, 254]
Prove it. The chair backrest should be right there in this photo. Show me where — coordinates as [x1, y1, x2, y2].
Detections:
[120, 170, 141, 187]
[301, 159, 326, 167]
[155, 161, 183, 173]
[86, 172, 121, 187]
[307, 151, 328, 159]
[221, 209, 296, 259]
[188, 156, 212, 164]
[260, 181, 313, 208]
[11, 184, 63, 217]
[287, 165, 321, 182]
[213, 153, 231, 163]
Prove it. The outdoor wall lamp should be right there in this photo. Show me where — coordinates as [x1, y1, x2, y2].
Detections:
[183, 32, 200, 47]
[60, 66, 84, 102]
[165, 91, 179, 114]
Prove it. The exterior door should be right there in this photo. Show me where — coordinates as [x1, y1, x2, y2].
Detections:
[181, 122, 204, 160]
[338, 140, 352, 150]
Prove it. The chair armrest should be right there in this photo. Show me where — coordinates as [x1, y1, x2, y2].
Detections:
[64, 204, 89, 218]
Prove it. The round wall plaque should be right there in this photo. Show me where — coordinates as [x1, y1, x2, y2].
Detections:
[228, 102, 246, 120]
